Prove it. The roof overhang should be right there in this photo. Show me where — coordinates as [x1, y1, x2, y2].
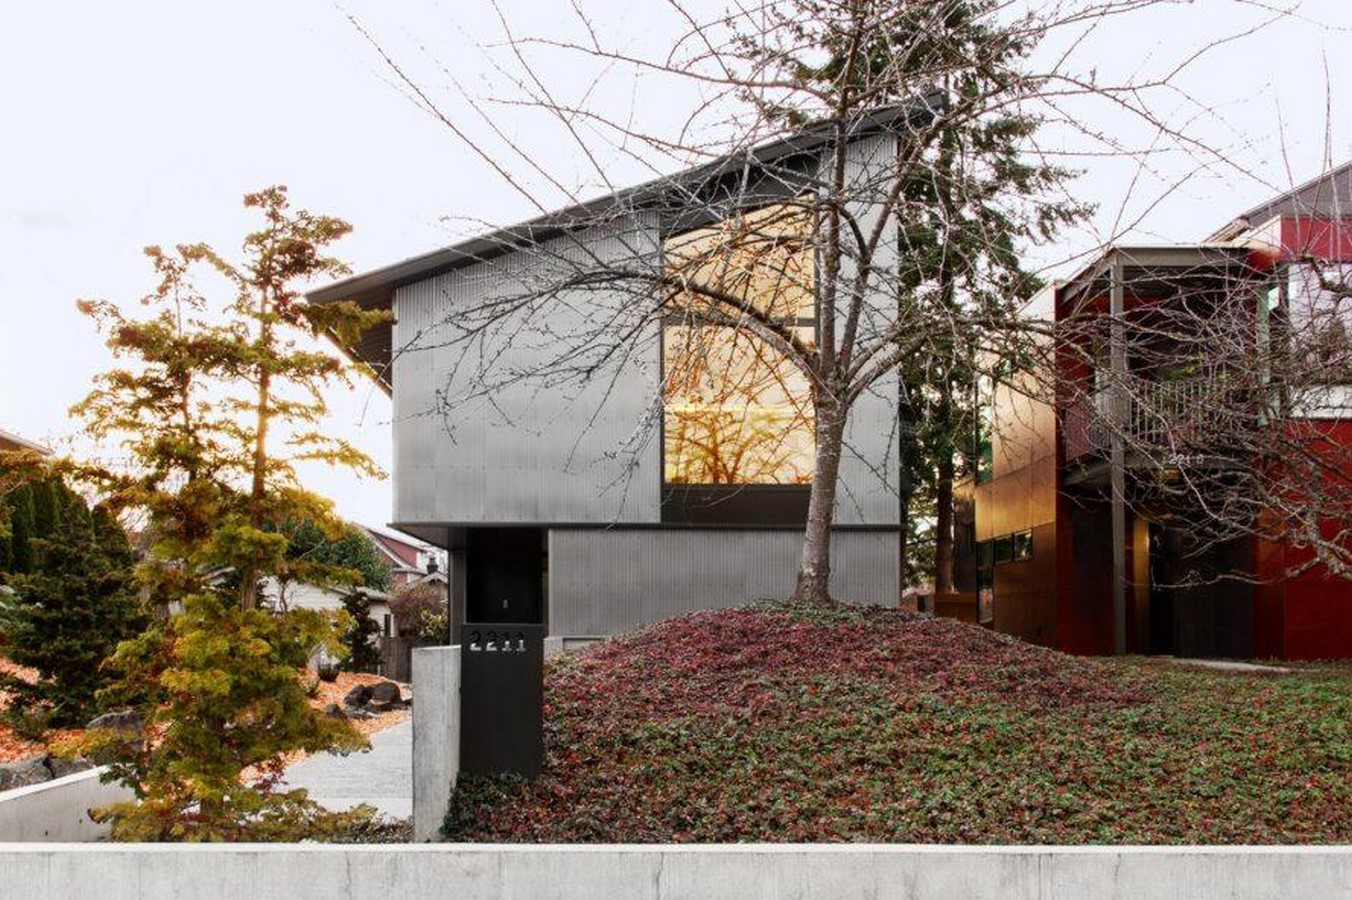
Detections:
[0, 429, 51, 455]
[1057, 244, 1254, 312]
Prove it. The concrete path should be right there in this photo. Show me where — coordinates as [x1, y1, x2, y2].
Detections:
[1163, 657, 1292, 675]
[283, 720, 411, 820]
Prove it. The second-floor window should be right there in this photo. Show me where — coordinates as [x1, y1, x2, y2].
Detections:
[661, 202, 816, 484]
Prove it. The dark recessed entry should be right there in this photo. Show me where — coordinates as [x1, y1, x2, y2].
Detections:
[466, 528, 547, 625]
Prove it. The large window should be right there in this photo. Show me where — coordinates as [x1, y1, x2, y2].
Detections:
[662, 203, 816, 484]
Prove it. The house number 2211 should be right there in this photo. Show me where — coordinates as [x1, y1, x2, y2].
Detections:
[468, 630, 528, 652]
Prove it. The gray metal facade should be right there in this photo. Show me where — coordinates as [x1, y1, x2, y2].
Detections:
[386, 132, 908, 637]
[547, 528, 899, 637]
[833, 132, 901, 526]
[391, 143, 904, 529]
[392, 215, 663, 526]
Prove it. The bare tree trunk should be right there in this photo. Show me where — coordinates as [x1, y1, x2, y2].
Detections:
[794, 396, 847, 605]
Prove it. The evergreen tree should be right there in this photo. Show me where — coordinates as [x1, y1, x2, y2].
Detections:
[71, 186, 390, 840]
[340, 592, 383, 673]
[6, 485, 37, 575]
[0, 514, 146, 727]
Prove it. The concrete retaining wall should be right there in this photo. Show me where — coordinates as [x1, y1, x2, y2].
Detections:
[0, 844, 1348, 898]
[411, 645, 460, 842]
[0, 767, 133, 842]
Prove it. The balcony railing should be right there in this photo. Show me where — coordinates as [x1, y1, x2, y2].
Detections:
[1063, 376, 1241, 463]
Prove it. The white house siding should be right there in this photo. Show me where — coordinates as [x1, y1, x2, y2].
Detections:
[547, 528, 898, 637]
[258, 578, 396, 637]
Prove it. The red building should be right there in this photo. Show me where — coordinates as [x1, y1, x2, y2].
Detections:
[969, 162, 1352, 660]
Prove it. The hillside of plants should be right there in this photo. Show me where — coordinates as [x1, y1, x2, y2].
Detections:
[446, 602, 1352, 844]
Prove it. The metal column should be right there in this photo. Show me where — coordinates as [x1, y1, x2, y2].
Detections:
[1109, 253, 1128, 655]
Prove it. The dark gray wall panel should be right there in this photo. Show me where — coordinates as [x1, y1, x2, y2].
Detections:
[548, 528, 898, 636]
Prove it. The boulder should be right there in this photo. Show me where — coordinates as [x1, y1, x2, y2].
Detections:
[368, 681, 402, 705]
[366, 699, 394, 714]
[343, 684, 373, 707]
[85, 709, 142, 734]
[45, 756, 94, 780]
[0, 755, 52, 792]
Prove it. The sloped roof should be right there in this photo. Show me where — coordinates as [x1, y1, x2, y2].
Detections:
[1207, 159, 1352, 242]
[305, 96, 944, 392]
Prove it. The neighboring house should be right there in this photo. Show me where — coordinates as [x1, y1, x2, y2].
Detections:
[259, 577, 398, 636]
[965, 162, 1352, 660]
[361, 524, 448, 591]
[0, 429, 50, 456]
[308, 110, 923, 641]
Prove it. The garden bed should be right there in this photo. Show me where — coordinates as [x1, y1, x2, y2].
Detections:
[0, 663, 407, 764]
[445, 602, 1352, 844]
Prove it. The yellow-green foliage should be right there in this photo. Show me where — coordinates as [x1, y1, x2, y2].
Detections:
[64, 186, 391, 840]
[83, 593, 368, 841]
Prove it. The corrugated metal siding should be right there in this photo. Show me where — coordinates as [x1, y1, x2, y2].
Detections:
[392, 214, 663, 525]
[835, 132, 901, 525]
[548, 528, 898, 636]
[392, 132, 903, 529]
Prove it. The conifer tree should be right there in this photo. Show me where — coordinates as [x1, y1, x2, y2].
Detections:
[70, 186, 391, 840]
[0, 510, 145, 727]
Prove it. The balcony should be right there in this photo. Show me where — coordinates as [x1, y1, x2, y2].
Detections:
[1063, 375, 1245, 466]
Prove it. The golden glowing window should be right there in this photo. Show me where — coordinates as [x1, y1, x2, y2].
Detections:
[662, 203, 815, 484]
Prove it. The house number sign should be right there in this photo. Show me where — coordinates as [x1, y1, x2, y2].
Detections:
[466, 629, 530, 652]
[460, 621, 544, 778]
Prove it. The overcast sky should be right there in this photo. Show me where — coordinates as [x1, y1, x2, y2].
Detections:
[1, 1, 1349, 529]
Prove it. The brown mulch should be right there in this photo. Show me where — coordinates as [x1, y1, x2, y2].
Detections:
[304, 670, 411, 741]
[0, 660, 407, 764]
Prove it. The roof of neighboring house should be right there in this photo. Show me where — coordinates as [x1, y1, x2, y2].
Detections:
[1207, 159, 1352, 242]
[305, 96, 945, 392]
[359, 522, 441, 568]
[0, 429, 51, 455]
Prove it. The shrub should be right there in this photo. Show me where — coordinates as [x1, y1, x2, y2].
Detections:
[389, 582, 448, 642]
[0, 504, 144, 727]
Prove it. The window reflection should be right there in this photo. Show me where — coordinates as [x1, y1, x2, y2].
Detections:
[662, 203, 816, 484]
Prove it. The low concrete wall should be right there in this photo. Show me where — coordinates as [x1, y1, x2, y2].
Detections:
[0, 767, 133, 842]
[0, 845, 1349, 898]
[411, 645, 460, 842]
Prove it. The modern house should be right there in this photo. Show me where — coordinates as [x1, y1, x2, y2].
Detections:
[966, 162, 1352, 660]
[308, 107, 931, 640]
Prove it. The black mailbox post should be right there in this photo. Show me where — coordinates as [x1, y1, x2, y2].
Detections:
[459, 622, 544, 777]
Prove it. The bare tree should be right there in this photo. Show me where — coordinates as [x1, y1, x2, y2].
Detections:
[350, 0, 1283, 605]
[1059, 221, 1352, 586]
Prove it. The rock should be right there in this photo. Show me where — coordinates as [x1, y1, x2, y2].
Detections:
[366, 699, 394, 714]
[0, 755, 52, 792]
[85, 709, 142, 734]
[45, 756, 94, 780]
[324, 703, 348, 720]
[368, 681, 402, 705]
[343, 684, 373, 707]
